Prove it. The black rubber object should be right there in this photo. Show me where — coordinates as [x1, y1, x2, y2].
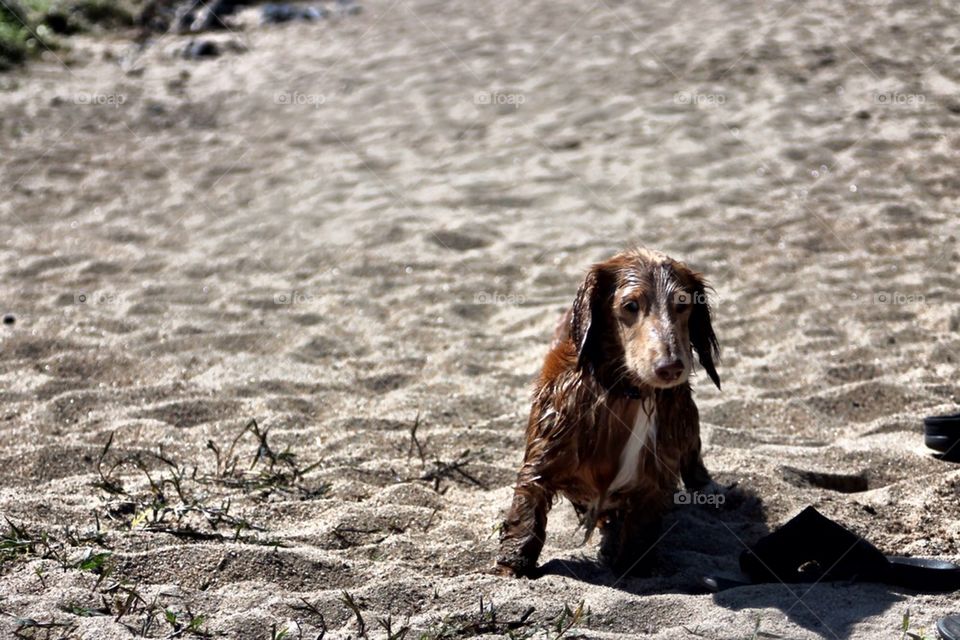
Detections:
[699, 575, 750, 592]
[925, 413, 960, 461]
[938, 614, 960, 640]
[734, 506, 960, 592]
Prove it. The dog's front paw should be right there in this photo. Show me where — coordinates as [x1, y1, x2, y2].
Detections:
[688, 479, 737, 509]
[491, 562, 521, 577]
[491, 557, 538, 578]
[700, 480, 724, 495]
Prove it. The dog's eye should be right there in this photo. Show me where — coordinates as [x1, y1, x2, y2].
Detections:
[622, 300, 639, 313]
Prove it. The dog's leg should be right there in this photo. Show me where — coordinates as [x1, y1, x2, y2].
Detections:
[597, 510, 624, 569]
[599, 504, 662, 577]
[674, 396, 713, 491]
[680, 438, 713, 490]
[496, 474, 553, 577]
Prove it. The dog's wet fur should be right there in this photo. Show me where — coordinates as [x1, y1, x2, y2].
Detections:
[496, 248, 721, 577]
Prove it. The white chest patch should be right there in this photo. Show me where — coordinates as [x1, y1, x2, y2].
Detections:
[607, 407, 657, 494]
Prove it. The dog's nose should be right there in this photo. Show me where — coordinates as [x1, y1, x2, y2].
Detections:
[654, 359, 684, 382]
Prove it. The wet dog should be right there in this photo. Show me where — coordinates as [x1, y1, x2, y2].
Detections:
[496, 248, 721, 577]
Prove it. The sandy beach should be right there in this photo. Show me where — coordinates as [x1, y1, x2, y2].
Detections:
[1, 0, 960, 637]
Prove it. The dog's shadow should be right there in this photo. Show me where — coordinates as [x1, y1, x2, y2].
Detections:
[538, 486, 904, 638]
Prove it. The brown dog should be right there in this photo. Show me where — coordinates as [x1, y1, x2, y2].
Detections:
[496, 248, 721, 577]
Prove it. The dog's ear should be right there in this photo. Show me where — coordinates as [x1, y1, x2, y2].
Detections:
[688, 272, 721, 390]
[570, 263, 613, 370]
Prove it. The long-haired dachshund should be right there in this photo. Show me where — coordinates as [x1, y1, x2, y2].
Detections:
[496, 248, 721, 577]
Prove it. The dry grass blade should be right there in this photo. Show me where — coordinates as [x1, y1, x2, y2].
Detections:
[340, 591, 366, 638]
[420, 450, 488, 491]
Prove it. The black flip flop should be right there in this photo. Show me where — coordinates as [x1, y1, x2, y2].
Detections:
[925, 412, 960, 461]
[703, 507, 960, 593]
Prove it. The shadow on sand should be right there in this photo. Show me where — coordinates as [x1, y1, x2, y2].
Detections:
[538, 485, 906, 638]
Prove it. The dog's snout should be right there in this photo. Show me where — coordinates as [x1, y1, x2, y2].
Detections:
[654, 358, 684, 382]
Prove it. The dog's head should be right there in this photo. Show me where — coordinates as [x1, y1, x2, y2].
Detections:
[570, 248, 720, 390]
